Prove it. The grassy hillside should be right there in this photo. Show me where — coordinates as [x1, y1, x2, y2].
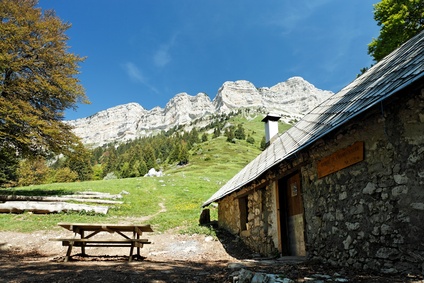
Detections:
[0, 114, 290, 234]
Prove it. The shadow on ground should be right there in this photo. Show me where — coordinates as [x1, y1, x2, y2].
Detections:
[1, 230, 423, 283]
[1, 257, 231, 283]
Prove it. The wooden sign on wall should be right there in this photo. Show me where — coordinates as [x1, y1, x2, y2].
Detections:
[317, 141, 364, 178]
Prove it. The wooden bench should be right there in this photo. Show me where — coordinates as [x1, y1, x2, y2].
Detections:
[51, 238, 151, 262]
[51, 223, 154, 262]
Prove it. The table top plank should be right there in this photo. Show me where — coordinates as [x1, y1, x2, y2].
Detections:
[58, 222, 154, 233]
[50, 238, 151, 243]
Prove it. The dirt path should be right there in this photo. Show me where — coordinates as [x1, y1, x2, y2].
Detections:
[1, 228, 420, 282]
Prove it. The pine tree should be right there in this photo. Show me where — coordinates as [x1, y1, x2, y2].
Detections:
[143, 144, 157, 170]
[178, 142, 189, 165]
[234, 124, 246, 140]
[201, 132, 208, 142]
[213, 127, 221, 138]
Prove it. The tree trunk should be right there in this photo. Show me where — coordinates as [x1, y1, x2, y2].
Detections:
[0, 195, 122, 204]
[0, 201, 109, 214]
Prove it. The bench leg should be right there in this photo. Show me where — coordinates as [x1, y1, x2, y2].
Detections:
[65, 244, 73, 262]
[135, 232, 141, 258]
[128, 244, 134, 262]
[80, 232, 86, 256]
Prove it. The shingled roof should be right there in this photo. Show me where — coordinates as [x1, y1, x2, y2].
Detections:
[203, 30, 424, 207]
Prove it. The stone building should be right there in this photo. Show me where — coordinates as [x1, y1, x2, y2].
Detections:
[202, 31, 424, 274]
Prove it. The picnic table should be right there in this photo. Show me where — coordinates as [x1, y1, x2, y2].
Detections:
[50, 222, 153, 262]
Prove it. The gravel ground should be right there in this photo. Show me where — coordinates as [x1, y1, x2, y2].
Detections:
[1, 228, 422, 282]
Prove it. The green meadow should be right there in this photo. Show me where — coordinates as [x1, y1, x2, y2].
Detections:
[0, 115, 290, 235]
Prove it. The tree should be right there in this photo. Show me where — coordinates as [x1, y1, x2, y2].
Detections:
[368, 0, 424, 61]
[0, 0, 89, 159]
[53, 167, 78, 183]
[225, 127, 235, 143]
[201, 132, 208, 142]
[64, 142, 93, 181]
[102, 145, 117, 176]
[260, 136, 267, 150]
[0, 145, 19, 187]
[246, 135, 255, 145]
[213, 127, 221, 138]
[234, 124, 246, 140]
[17, 157, 50, 186]
[178, 142, 189, 165]
[143, 144, 157, 170]
[168, 142, 181, 164]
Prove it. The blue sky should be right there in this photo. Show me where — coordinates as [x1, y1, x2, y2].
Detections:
[37, 0, 380, 120]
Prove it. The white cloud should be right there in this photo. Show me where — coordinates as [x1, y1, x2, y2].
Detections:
[124, 62, 147, 83]
[264, 0, 334, 35]
[123, 62, 159, 94]
[154, 47, 171, 67]
[153, 33, 179, 68]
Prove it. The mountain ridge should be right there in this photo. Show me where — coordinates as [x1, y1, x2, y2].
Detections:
[68, 77, 333, 147]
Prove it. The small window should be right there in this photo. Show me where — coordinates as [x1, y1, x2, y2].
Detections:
[239, 196, 249, 231]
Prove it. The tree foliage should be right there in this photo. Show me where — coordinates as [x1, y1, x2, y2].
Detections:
[64, 142, 93, 181]
[234, 124, 246, 140]
[17, 157, 50, 186]
[0, 0, 88, 158]
[368, 0, 424, 61]
[0, 144, 19, 186]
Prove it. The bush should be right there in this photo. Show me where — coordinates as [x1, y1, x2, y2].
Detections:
[91, 164, 104, 180]
[18, 158, 50, 186]
[53, 167, 78, 183]
[246, 136, 255, 145]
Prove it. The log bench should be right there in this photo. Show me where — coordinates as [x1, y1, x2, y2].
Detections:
[50, 223, 154, 262]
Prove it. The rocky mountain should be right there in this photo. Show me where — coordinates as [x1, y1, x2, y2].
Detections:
[68, 77, 333, 147]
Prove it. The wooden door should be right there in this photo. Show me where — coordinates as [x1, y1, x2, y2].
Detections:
[278, 173, 306, 256]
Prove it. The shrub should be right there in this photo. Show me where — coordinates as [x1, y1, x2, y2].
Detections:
[54, 167, 78, 183]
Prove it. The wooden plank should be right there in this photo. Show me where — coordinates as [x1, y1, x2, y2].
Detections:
[52, 239, 150, 244]
[0, 201, 109, 214]
[57, 223, 153, 233]
[62, 242, 149, 248]
[0, 195, 123, 204]
[317, 141, 364, 178]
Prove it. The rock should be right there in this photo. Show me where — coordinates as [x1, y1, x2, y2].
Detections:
[362, 182, 376, 195]
[410, 203, 424, 210]
[232, 268, 295, 283]
[391, 186, 408, 197]
[144, 168, 163, 177]
[393, 174, 408, 185]
[204, 236, 214, 242]
[381, 267, 397, 274]
[343, 235, 352, 250]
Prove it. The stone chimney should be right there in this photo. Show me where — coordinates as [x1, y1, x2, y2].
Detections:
[262, 113, 281, 145]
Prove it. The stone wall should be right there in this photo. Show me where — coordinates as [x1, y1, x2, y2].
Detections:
[303, 88, 424, 274]
[217, 87, 424, 274]
[218, 181, 280, 256]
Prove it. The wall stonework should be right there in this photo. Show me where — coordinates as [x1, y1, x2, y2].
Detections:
[217, 88, 424, 274]
[303, 89, 424, 274]
[218, 181, 280, 256]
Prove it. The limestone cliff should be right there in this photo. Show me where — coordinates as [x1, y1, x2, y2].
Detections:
[68, 77, 333, 146]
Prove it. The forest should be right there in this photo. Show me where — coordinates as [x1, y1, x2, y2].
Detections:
[1, 111, 268, 187]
